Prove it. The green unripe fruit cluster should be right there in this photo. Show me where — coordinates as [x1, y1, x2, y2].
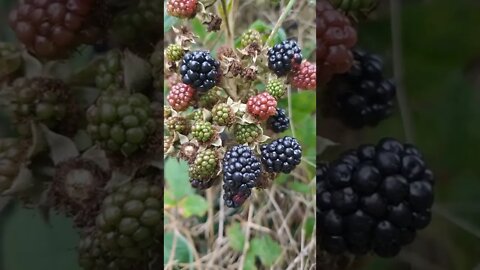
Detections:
[212, 103, 234, 126]
[95, 50, 124, 93]
[191, 121, 215, 143]
[86, 92, 157, 156]
[189, 148, 219, 180]
[234, 124, 261, 144]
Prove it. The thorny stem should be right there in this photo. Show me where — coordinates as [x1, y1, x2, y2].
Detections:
[264, 0, 298, 48]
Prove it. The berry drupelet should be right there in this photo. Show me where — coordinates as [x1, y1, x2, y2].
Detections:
[267, 39, 302, 76]
[180, 50, 220, 92]
[260, 136, 302, 173]
[317, 138, 435, 257]
[223, 145, 261, 208]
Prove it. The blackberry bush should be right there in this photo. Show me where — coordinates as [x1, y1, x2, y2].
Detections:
[317, 138, 434, 257]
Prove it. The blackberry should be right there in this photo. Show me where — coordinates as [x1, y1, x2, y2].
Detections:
[260, 136, 302, 173]
[86, 92, 157, 156]
[165, 116, 190, 134]
[191, 121, 215, 143]
[190, 177, 218, 190]
[266, 108, 290, 133]
[165, 44, 185, 62]
[222, 145, 261, 208]
[233, 124, 261, 144]
[95, 178, 161, 260]
[95, 50, 124, 93]
[324, 50, 396, 128]
[317, 1, 357, 84]
[180, 50, 220, 92]
[267, 39, 302, 76]
[266, 79, 286, 100]
[240, 29, 262, 48]
[317, 138, 435, 257]
[189, 148, 219, 181]
[212, 103, 235, 126]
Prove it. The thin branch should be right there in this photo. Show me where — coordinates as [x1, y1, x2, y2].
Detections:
[287, 85, 296, 138]
[265, 0, 298, 47]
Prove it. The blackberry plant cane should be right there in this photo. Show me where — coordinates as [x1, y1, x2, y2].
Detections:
[164, 0, 316, 269]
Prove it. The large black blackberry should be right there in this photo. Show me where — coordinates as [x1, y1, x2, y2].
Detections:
[267, 39, 302, 76]
[317, 138, 435, 258]
[222, 145, 261, 208]
[179, 50, 220, 92]
[266, 108, 290, 133]
[324, 49, 396, 128]
[260, 136, 302, 173]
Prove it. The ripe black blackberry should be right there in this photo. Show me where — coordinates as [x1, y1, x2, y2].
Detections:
[180, 50, 220, 92]
[222, 145, 261, 208]
[317, 138, 435, 258]
[267, 40, 302, 76]
[267, 108, 290, 133]
[260, 136, 302, 173]
[324, 49, 396, 129]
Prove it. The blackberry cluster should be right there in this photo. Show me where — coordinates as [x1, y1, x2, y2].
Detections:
[222, 145, 261, 208]
[324, 50, 396, 128]
[267, 108, 290, 133]
[267, 39, 302, 76]
[317, 138, 435, 257]
[180, 50, 220, 92]
[317, 1, 357, 84]
[260, 136, 302, 173]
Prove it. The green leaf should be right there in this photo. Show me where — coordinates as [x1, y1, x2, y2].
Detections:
[287, 181, 312, 194]
[191, 18, 207, 41]
[165, 158, 194, 201]
[249, 235, 282, 267]
[164, 232, 194, 265]
[304, 217, 315, 239]
[178, 194, 208, 218]
[249, 20, 270, 33]
[243, 248, 257, 270]
[226, 222, 245, 252]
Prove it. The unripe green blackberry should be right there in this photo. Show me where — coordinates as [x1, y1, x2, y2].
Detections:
[95, 179, 161, 260]
[95, 50, 124, 93]
[86, 92, 157, 156]
[233, 124, 261, 144]
[78, 232, 144, 270]
[212, 103, 235, 126]
[189, 148, 219, 180]
[111, 0, 162, 47]
[266, 79, 286, 100]
[240, 29, 262, 48]
[198, 88, 227, 109]
[9, 77, 78, 137]
[191, 121, 215, 143]
[188, 110, 203, 122]
[0, 42, 22, 77]
[0, 138, 26, 194]
[166, 116, 190, 134]
[165, 44, 184, 62]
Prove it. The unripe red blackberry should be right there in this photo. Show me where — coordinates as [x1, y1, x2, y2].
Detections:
[233, 124, 261, 144]
[189, 148, 219, 181]
[167, 0, 198, 19]
[0, 138, 27, 194]
[267, 39, 303, 76]
[247, 92, 277, 121]
[266, 79, 286, 100]
[167, 83, 195, 111]
[86, 92, 157, 156]
[317, 138, 434, 257]
[240, 29, 262, 48]
[165, 44, 185, 62]
[191, 121, 215, 143]
[95, 50, 124, 93]
[95, 179, 161, 260]
[166, 116, 190, 134]
[8, 0, 103, 59]
[212, 103, 235, 126]
[290, 61, 316, 90]
[317, 1, 357, 84]
[222, 145, 262, 208]
[8, 77, 79, 137]
[324, 50, 396, 128]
